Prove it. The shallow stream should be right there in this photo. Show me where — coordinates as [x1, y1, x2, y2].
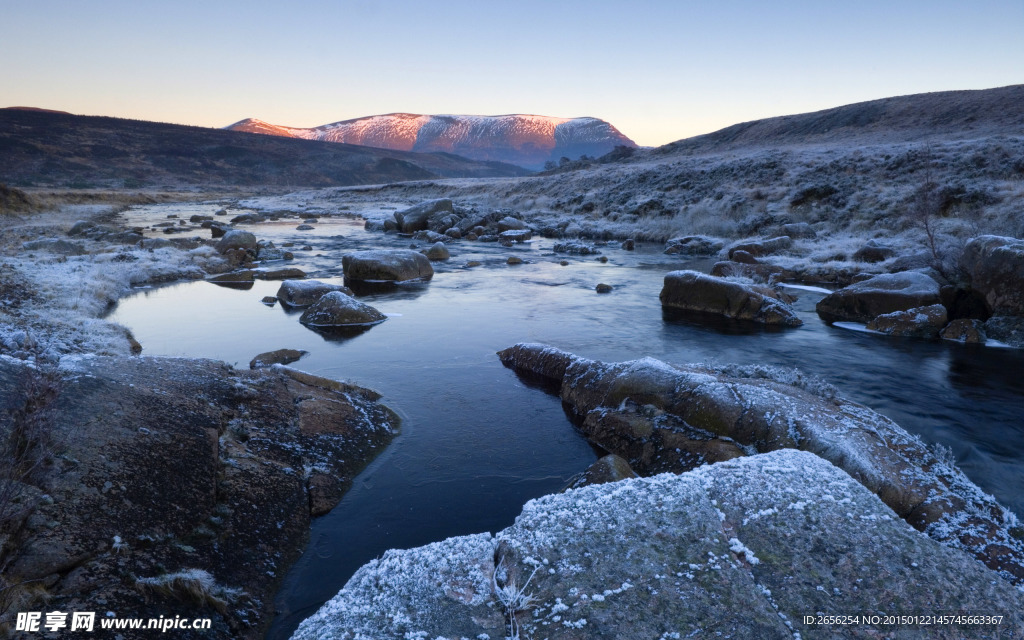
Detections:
[109, 204, 1024, 639]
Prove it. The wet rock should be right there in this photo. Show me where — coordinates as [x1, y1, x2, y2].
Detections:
[256, 268, 306, 281]
[230, 213, 259, 224]
[563, 454, 636, 490]
[498, 229, 531, 243]
[215, 229, 257, 254]
[465, 261, 481, 268]
[22, 238, 86, 255]
[189, 214, 213, 223]
[465, 232, 478, 241]
[727, 236, 792, 259]
[553, 241, 600, 255]
[261, 296, 277, 306]
[424, 242, 450, 261]
[960, 235, 1024, 316]
[258, 247, 287, 261]
[852, 239, 896, 263]
[342, 250, 434, 283]
[506, 256, 523, 265]
[382, 219, 398, 232]
[394, 199, 453, 233]
[660, 270, 802, 326]
[984, 316, 1024, 348]
[866, 304, 948, 338]
[299, 292, 387, 327]
[276, 280, 353, 308]
[595, 283, 613, 293]
[249, 348, 308, 369]
[815, 271, 942, 324]
[292, 450, 1024, 640]
[444, 227, 462, 239]
[941, 318, 987, 343]
[559, 260, 569, 266]
[209, 224, 229, 239]
[664, 235, 724, 256]
[296, 224, 314, 231]
[621, 238, 635, 250]
[497, 343, 1024, 584]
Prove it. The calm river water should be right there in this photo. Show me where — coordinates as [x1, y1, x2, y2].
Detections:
[109, 204, 1024, 639]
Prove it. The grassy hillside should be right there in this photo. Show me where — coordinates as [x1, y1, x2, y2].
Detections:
[0, 109, 530, 190]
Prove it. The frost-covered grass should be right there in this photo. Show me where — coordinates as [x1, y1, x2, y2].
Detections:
[134, 568, 244, 614]
[1, 230, 226, 358]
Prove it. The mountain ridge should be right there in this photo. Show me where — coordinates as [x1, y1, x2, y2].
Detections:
[225, 113, 637, 169]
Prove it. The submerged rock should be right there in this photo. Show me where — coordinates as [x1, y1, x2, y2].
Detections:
[249, 348, 308, 369]
[660, 270, 802, 326]
[291, 450, 1024, 640]
[865, 303, 948, 338]
[276, 279, 353, 307]
[961, 235, 1024, 316]
[299, 291, 387, 327]
[815, 271, 941, 323]
[553, 241, 600, 255]
[342, 249, 434, 283]
[497, 343, 1024, 584]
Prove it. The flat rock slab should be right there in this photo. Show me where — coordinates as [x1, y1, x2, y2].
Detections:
[292, 451, 1024, 640]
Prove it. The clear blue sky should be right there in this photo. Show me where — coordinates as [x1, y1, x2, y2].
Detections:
[3, 0, 1021, 146]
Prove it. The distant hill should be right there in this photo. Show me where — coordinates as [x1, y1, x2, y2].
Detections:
[657, 84, 1024, 154]
[0, 109, 529, 189]
[226, 113, 636, 169]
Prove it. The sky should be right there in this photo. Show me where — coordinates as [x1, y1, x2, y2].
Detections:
[2, 0, 1022, 147]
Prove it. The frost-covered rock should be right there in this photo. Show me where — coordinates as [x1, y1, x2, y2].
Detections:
[291, 451, 1024, 640]
[664, 235, 724, 256]
[815, 271, 941, 323]
[984, 316, 1024, 348]
[660, 270, 802, 326]
[499, 229, 532, 242]
[341, 249, 434, 283]
[553, 241, 600, 255]
[22, 238, 86, 255]
[726, 235, 792, 259]
[394, 198, 453, 233]
[249, 348, 307, 369]
[960, 235, 1024, 316]
[865, 303, 948, 338]
[214, 229, 257, 254]
[497, 216, 526, 232]
[709, 260, 792, 283]
[276, 280, 353, 307]
[298, 292, 386, 327]
[852, 239, 896, 263]
[497, 343, 1024, 584]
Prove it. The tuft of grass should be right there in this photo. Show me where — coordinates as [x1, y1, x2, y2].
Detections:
[135, 568, 244, 615]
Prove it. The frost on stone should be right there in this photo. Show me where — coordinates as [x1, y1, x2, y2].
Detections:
[498, 343, 1024, 586]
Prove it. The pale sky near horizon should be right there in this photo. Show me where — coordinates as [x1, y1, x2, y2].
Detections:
[2, 0, 1022, 147]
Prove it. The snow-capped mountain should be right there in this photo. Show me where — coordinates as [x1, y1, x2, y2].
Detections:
[225, 113, 636, 169]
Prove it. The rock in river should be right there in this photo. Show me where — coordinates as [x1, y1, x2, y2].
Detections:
[214, 229, 257, 254]
[960, 235, 1024, 316]
[291, 450, 1024, 640]
[393, 199, 453, 233]
[659, 270, 802, 326]
[497, 343, 1024, 584]
[342, 249, 434, 283]
[276, 279, 353, 307]
[865, 303, 948, 338]
[299, 291, 387, 327]
[815, 271, 941, 323]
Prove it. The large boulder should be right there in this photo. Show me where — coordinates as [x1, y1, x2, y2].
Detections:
[215, 229, 257, 254]
[276, 280, 353, 307]
[341, 250, 434, 283]
[815, 271, 941, 323]
[726, 235, 792, 259]
[664, 235, 724, 256]
[394, 199, 454, 233]
[298, 292, 387, 327]
[497, 343, 1024, 584]
[960, 235, 1024, 316]
[852, 239, 897, 263]
[291, 451, 1024, 640]
[984, 316, 1024, 348]
[865, 304, 948, 338]
[660, 270, 802, 326]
